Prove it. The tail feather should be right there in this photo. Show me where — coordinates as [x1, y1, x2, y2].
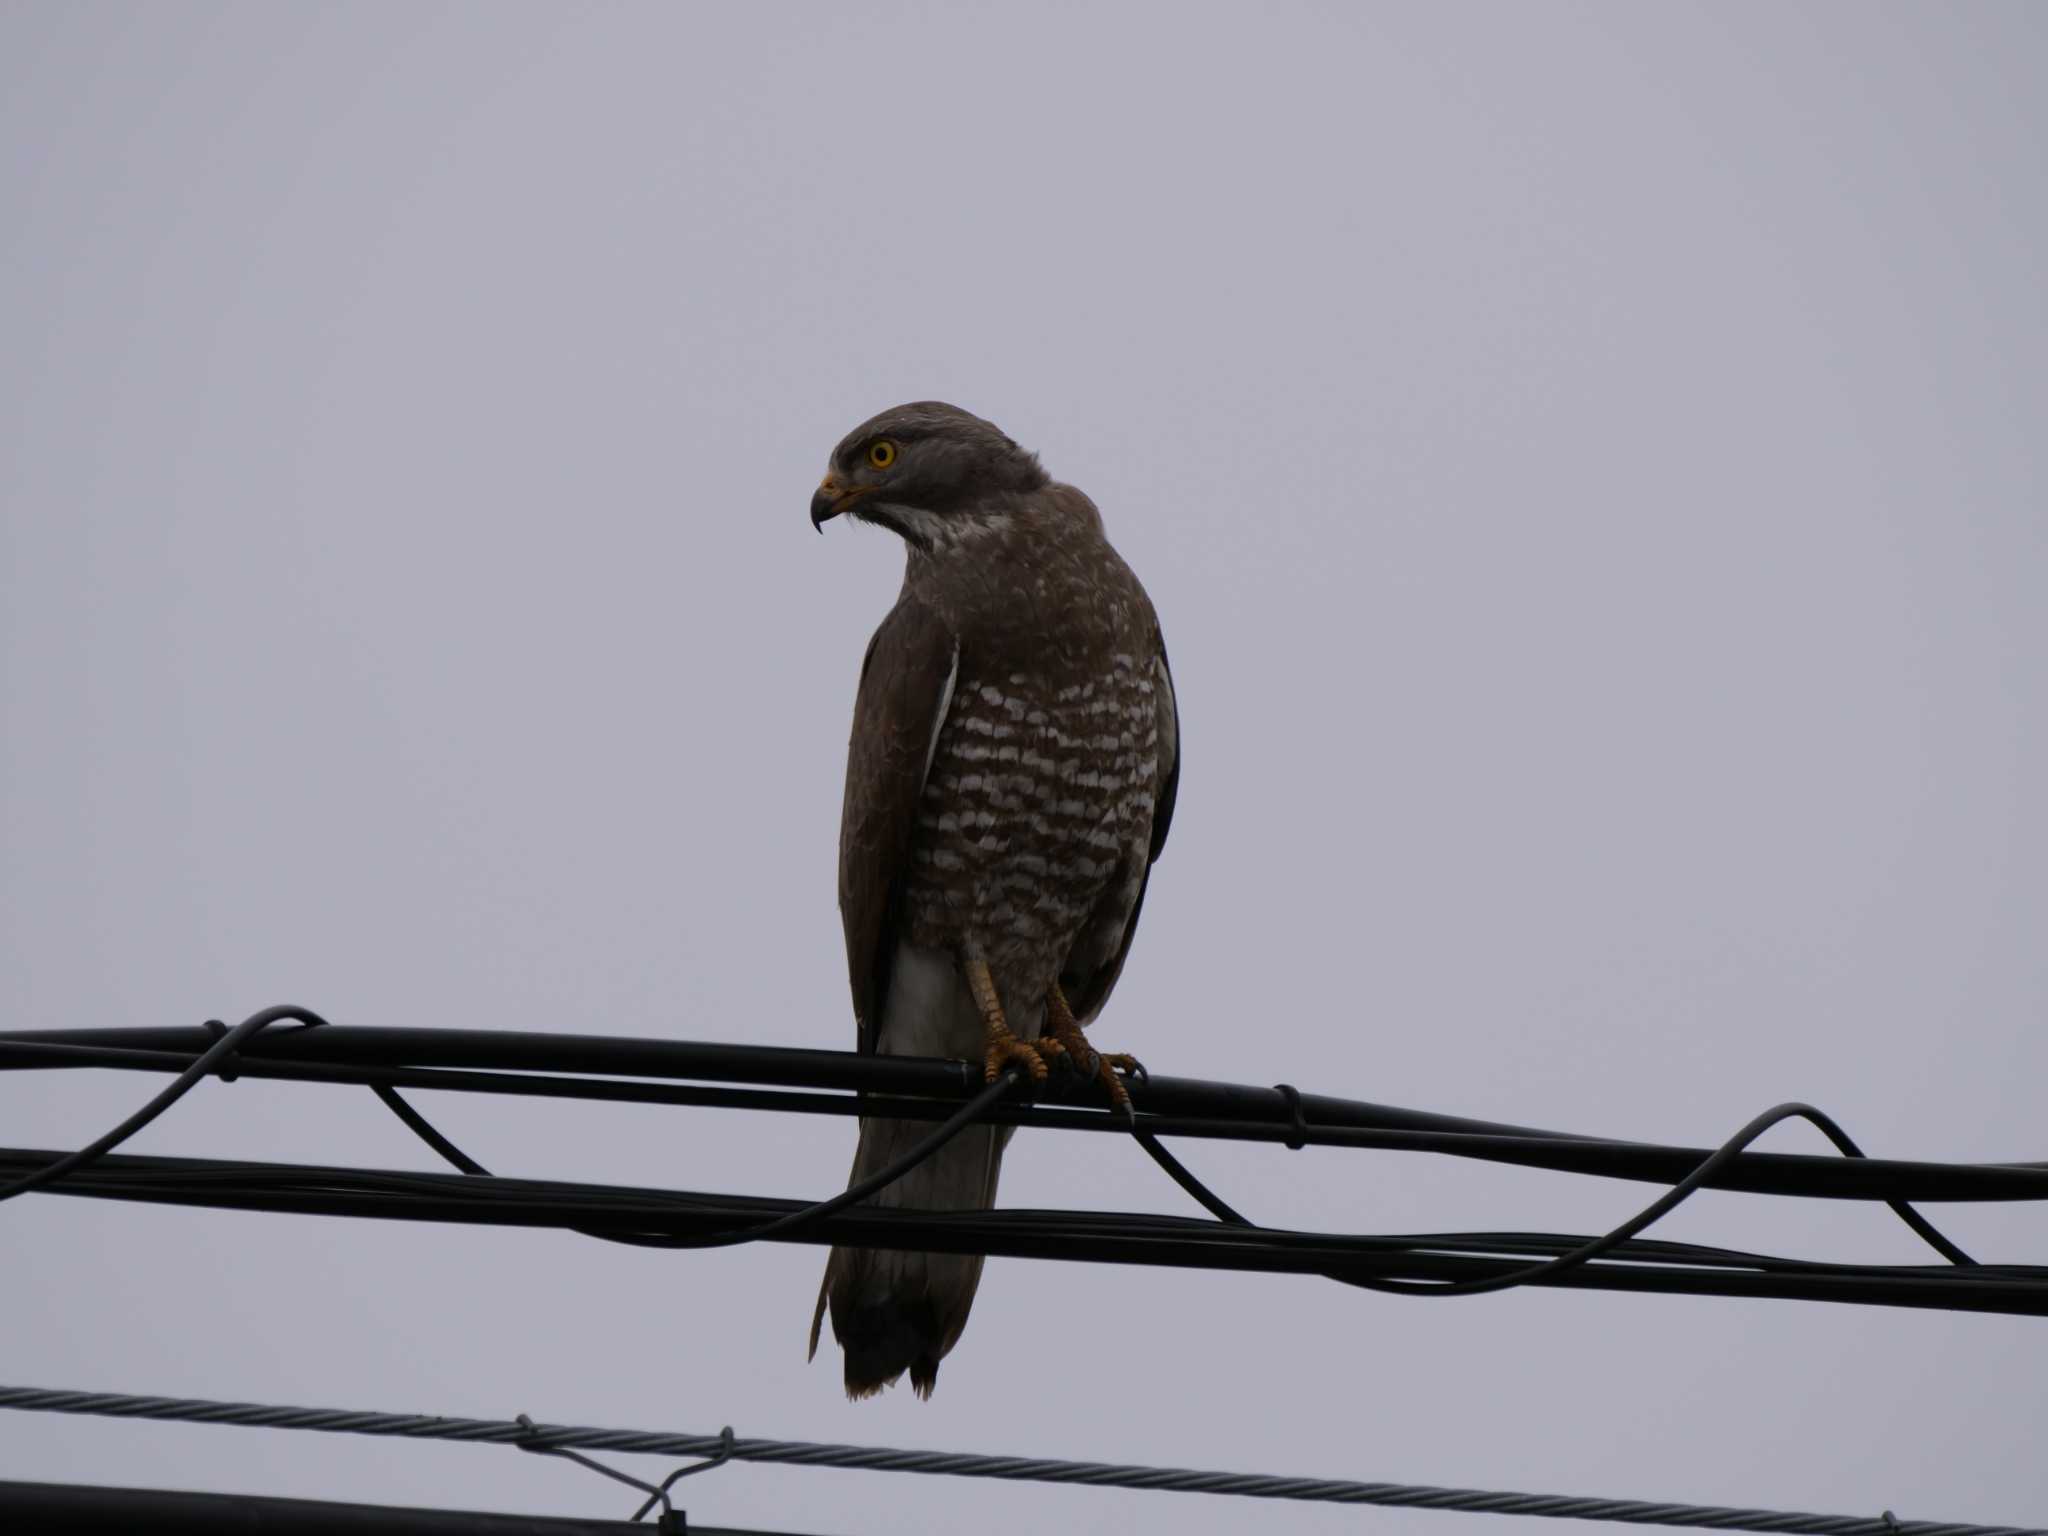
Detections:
[810, 943, 1031, 1399]
[813, 1116, 1007, 1398]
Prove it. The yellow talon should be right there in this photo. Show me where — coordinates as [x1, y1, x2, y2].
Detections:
[1044, 983, 1137, 1113]
[984, 1031, 1050, 1085]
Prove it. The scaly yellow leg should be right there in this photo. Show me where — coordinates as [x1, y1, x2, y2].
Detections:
[1043, 982, 1140, 1113]
[966, 955, 1050, 1087]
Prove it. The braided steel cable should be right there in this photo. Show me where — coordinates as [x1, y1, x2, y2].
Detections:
[0, 1385, 2033, 1536]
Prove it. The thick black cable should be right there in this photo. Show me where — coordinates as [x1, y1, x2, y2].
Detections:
[643, 1068, 1013, 1249]
[14, 1144, 2046, 1314]
[0, 1480, 791, 1536]
[0, 1010, 1016, 1261]
[0, 1006, 329, 1205]
[1404, 1101, 1976, 1292]
[0, 1010, 2020, 1318]
[7, 1027, 2047, 1204]
[373, 1055, 1978, 1293]
[371, 1075, 1020, 1251]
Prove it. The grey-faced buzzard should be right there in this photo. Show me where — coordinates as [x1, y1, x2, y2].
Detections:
[806, 401, 1180, 1399]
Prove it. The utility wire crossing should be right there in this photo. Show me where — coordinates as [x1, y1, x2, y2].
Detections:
[4, 1008, 2047, 1316]
[8, 1020, 2048, 1204]
[0, 1385, 2036, 1536]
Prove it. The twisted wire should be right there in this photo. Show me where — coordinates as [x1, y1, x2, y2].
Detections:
[14, 1143, 2048, 1315]
[8, 1024, 2046, 1203]
[0, 1386, 2032, 1536]
[3, 1008, 2043, 1323]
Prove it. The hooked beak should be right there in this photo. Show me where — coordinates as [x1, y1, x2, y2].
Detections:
[810, 476, 874, 532]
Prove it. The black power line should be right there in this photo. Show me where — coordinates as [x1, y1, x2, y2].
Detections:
[2, 1008, 2044, 1315]
[9, 1143, 2046, 1314]
[3, 1022, 2044, 1202]
[5, 1009, 2045, 1533]
[0, 1480, 805, 1536]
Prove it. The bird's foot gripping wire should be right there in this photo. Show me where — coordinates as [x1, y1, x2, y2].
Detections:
[1040, 983, 1142, 1117]
[983, 1029, 1053, 1088]
[966, 955, 1050, 1090]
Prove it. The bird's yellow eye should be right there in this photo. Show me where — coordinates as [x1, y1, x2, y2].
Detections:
[867, 439, 898, 469]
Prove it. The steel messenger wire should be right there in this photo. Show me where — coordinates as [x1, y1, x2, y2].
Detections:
[0, 1385, 2037, 1536]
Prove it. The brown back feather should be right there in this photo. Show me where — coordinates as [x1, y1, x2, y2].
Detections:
[838, 593, 960, 1053]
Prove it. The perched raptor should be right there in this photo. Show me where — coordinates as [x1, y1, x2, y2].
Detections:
[806, 401, 1180, 1399]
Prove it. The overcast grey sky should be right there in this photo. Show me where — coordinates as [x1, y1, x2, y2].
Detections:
[4, 3, 2045, 1532]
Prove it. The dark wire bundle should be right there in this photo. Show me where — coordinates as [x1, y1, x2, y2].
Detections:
[3, 1006, 2046, 1316]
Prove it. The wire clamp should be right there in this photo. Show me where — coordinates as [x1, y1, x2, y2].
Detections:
[516, 1412, 734, 1531]
[201, 1020, 238, 1082]
[1273, 1082, 1308, 1150]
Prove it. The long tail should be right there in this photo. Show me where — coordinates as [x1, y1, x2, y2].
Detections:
[808, 943, 1031, 1399]
[808, 1113, 1009, 1398]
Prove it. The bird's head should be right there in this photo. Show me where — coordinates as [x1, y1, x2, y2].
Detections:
[810, 401, 1050, 553]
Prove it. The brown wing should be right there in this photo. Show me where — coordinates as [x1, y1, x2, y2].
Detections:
[1062, 637, 1180, 1022]
[839, 593, 961, 1053]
